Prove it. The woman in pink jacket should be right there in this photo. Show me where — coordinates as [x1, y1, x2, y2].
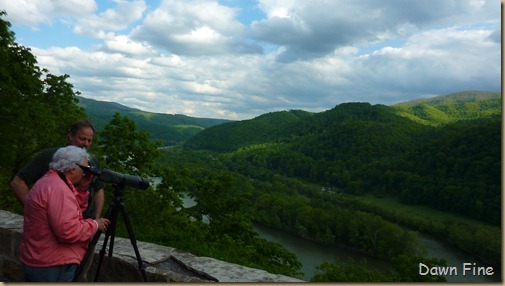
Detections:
[19, 145, 110, 282]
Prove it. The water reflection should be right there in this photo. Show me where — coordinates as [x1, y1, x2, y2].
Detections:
[254, 223, 501, 282]
[253, 223, 389, 281]
[179, 190, 500, 282]
[418, 235, 501, 283]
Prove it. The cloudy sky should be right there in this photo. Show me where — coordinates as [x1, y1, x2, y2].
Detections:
[1, 0, 501, 120]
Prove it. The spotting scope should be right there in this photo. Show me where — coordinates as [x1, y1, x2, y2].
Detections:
[78, 165, 150, 190]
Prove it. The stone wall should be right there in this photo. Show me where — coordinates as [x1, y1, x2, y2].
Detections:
[0, 210, 304, 282]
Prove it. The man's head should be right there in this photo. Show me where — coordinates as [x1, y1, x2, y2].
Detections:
[68, 119, 95, 149]
[49, 145, 91, 184]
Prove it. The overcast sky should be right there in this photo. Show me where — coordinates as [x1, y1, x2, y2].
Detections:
[1, 0, 501, 120]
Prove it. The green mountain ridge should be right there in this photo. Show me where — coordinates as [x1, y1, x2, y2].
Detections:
[77, 96, 231, 146]
[184, 109, 314, 152]
[392, 91, 501, 126]
[78, 90, 500, 148]
[185, 90, 501, 152]
[394, 90, 500, 106]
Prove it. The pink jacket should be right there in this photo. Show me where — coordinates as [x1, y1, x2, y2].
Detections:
[20, 170, 98, 267]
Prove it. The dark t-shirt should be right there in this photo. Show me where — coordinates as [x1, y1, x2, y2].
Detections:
[17, 147, 104, 219]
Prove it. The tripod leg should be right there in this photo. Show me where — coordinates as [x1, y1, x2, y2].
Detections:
[94, 203, 119, 282]
[73, 230, 102, 281]
[94, 226, 113, 281]
[106, 205, 119, 257]
[120, 206, 148, 282]
[74, 202, 113, 282]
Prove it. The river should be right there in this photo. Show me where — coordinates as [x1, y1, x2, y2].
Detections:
[253, 223, 501, 282]
[252, 223, 389, 280]
[180, 192, 500, 282]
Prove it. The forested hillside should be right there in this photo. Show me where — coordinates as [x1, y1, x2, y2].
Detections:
[78, 96, 231, 146]
[393, 90, 501, 125]
[184, 109, 313, 152]
[177, 91, 501, 268]
[187, 91, 500, 152]
[184, 93, 500, 224]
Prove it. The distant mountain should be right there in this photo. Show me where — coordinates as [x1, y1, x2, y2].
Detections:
[184, 109, 314, 152]
[394, 90, 500, 106]
[78, 90, 500, 147]
[392, 91, 501, 126]
[77, 96, 231, 146]
[184, 90, 501, 152]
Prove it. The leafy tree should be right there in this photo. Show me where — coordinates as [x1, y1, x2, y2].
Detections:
[0, 11, 85, 212]
[0, 11, 80, 173]
[89, 112, 166, 247]
[311, 259, 394, 282]
[120, 166, 204, 250]
[189, 171, 252, 235]
[97, 115, 303, 278]
[390, 254, 447, 282]
[97, 112, 162, 175]
[311, 255, 447, 282]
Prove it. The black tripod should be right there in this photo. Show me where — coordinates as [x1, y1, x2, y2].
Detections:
[75, 183, 148, 282]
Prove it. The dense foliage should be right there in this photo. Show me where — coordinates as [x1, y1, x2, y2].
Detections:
[0, 11, 86, 212]
[311, 255, 448, 282]
[393, 90, 502, 126]
[181, 94, 501, 267]
[184, 109, 313, 152]
[185, 100, 500, 223]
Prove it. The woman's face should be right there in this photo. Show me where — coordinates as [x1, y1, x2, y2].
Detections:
[71, 158, 90, 185]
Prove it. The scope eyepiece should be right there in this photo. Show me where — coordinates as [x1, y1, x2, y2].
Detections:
[77, 164, 102, 176]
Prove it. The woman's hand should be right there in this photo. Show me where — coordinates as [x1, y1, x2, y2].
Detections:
[78, 172, 94, 190]
[96, 218, 110, 232]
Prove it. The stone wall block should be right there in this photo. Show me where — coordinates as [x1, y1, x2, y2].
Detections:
[0, 210, 304, 282]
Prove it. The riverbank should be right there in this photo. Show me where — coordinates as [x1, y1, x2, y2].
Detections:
[182, 191, 501, 282]
[339, 194, 501, 266]
[254, 223, 501, 283]
[253, 223, 389, 280]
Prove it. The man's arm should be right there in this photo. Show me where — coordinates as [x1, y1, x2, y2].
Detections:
[94, 188, 105, 219]
[10, 175, 30, 206]
[11, 147, 56, 206]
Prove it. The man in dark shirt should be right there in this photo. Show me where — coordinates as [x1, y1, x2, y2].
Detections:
[10, 119, 105, 219]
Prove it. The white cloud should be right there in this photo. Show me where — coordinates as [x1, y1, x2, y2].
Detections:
[353, 27, 500, 101]
[73, 0, 146, 36]
[2, 0, 500, 121]
[252, 0, 500, 62]
[0, 0, 96, 27]
[101, 33, 155, 56]
[130, 0, 262, 56]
